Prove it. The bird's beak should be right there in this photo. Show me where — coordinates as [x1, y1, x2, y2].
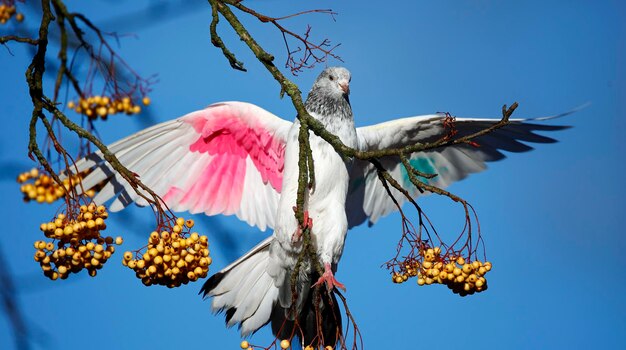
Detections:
[338, 80, 350, 95]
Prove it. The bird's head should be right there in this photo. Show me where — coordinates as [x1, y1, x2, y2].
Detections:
[305, 66, 353, 120]
[313, 66, 351, 98]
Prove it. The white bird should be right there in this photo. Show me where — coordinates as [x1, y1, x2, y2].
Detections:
[73, 67, 568, 347]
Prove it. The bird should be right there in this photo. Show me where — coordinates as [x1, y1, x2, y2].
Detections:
[72, 66, 569, 348]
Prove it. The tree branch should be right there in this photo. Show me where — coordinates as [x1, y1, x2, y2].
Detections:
[0, 35, 39, 45]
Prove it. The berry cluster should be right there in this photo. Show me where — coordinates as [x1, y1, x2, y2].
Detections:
[35, 204, 122, 280]
[67, 95, 150, 120]
[392, 246, 492, 297]
[123, 218, 211, 288]
[18, 168, 94, 204]
[240, 340, 335, 350]
[0, 4, 23, 24]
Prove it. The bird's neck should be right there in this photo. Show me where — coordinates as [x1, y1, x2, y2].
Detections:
[304, 89, 353, 126]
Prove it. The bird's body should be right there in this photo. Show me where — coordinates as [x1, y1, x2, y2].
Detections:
[72, 66, 570, 348]
[271, 67, 356, 296]
[211, 68, 358, 345]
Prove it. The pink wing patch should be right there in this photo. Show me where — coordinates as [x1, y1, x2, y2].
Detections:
[163, 104, 285, 215]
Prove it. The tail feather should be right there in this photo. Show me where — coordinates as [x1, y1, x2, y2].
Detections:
[271, 270, 342, 348]
[200, 237, 343, 346]
[226, 261, 270, 326]
[200, 237, 279, 336]
[240, 285, 279, 335]
[213, 252, 267, 311]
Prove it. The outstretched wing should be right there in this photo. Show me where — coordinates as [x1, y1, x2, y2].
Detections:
[74, 101, 292, 231]
[346, 113, 570, 227]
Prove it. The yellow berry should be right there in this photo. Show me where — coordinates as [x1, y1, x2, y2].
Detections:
[240, 341, 249, 349]
[280, 339, 290, 349]
[96, 106, 107, 117]
[142, 97, 151, 106]
[115, 236, 123, 245]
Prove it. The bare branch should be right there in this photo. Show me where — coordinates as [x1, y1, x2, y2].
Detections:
[0, 35, 38, 45]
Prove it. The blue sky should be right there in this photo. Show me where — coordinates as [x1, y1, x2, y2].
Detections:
[1, 0, 625, 349]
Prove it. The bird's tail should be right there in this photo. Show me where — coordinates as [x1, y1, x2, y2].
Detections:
[271, 268, 343, 348]
[200, 237, 280, 335]
[200, 237, 342, 348]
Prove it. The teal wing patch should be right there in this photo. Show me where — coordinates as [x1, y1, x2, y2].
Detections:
[400, 156, 447, 187]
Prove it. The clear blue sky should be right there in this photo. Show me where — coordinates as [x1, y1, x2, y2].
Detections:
[1, 0, 625, 349]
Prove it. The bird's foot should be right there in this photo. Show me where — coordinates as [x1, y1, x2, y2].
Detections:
[291, 207, 313, 244]
[313, 263, 346, 292]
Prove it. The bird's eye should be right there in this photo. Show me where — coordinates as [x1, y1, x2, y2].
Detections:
[329, 75, 335, 81]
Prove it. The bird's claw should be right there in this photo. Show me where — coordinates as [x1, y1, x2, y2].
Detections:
[291, 207, 313, 243]
[313, 263, 346, 292]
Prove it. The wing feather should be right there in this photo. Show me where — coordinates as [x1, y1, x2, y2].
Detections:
[348, 112, 570, 227]
[73, 102, 292, 231]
